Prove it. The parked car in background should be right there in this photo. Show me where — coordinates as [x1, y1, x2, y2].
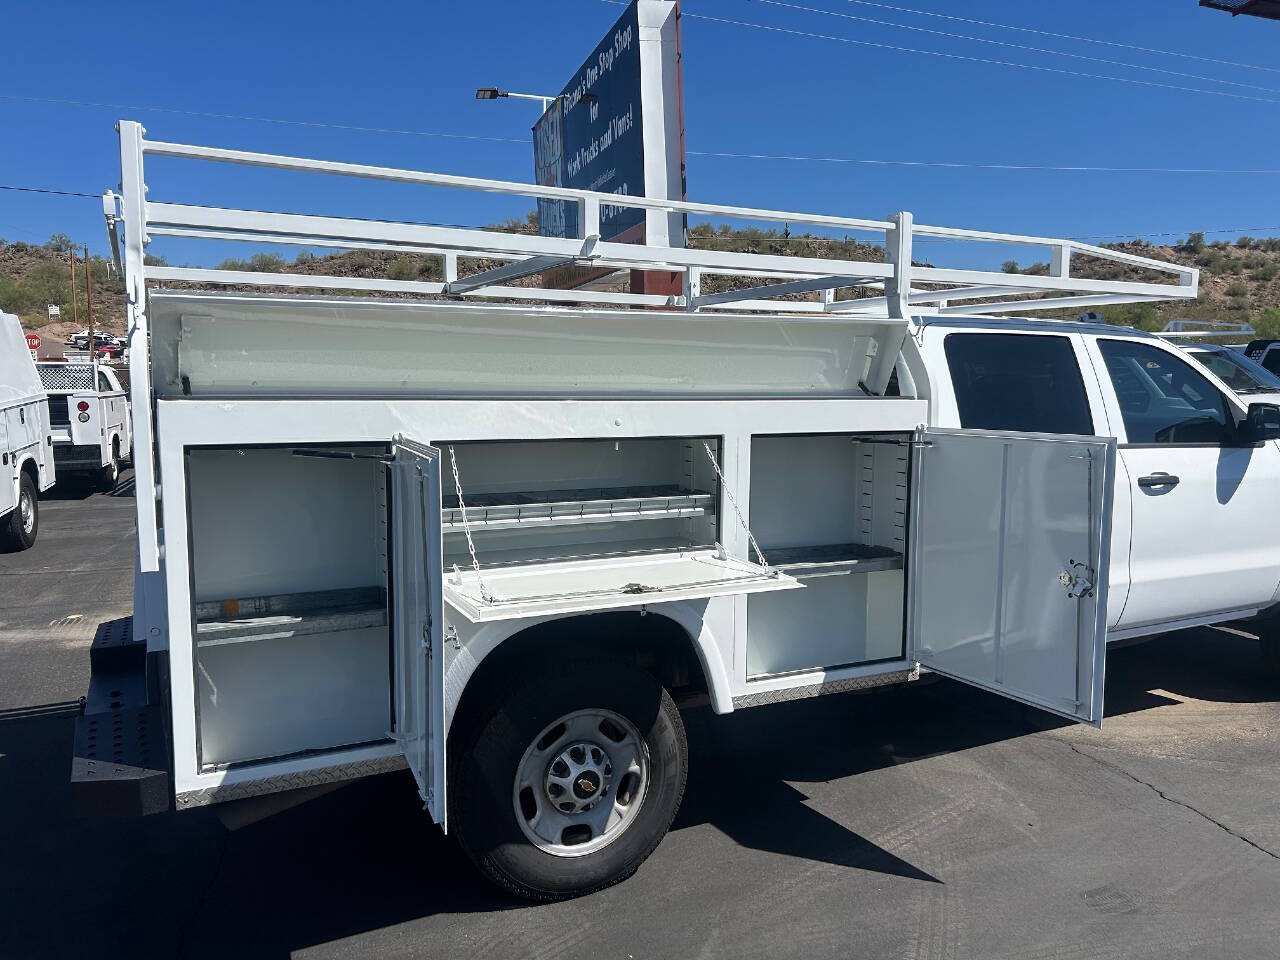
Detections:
[1183, 343, 1280, 406]
[35, 361, 131, 490]
[0, 313, 56, 550]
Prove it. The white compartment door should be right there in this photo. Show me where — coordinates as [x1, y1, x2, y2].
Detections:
[908, 427, 1115, 726]
[388, 436, 446, 823]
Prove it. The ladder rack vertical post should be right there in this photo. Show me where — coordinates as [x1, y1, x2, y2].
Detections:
[864, 212, 913, 395]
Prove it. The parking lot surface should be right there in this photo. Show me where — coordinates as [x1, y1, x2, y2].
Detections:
[2, 482, 1279, 960]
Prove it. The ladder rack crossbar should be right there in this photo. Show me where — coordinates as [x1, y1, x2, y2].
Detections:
[112, 123, 1200, 320]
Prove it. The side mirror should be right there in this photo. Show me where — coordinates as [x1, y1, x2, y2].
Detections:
[1239, 402, 1280, 444]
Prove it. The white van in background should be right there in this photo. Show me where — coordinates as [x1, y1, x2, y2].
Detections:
[0, 313, 56, 550]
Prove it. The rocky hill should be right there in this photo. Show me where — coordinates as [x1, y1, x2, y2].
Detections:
[4, 226, 1279, 344]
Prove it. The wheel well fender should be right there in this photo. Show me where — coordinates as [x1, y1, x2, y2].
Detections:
[443, 602, 734, 736]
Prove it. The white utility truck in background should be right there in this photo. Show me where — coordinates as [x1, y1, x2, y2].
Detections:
[36, 361, 131, 490]
[74, 121, 1270, 901]
[902, 318, 1280, 674]
[0, 313, 56, 550]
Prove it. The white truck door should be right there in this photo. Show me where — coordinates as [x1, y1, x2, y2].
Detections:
[1088, 337, 1280, 630]
[909, 427, 1115, 726]
[388, 436, 446, 824]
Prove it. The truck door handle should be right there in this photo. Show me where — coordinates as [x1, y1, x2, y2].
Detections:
[1138, 474, 1180, 489]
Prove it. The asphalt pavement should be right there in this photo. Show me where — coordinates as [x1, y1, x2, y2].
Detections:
[2, 480, 1279, 959]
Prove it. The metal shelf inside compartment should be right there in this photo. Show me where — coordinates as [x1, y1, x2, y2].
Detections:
[194, 586, 388, 648]
[442, 484, 714, 532]
[764, 543, 903, 574]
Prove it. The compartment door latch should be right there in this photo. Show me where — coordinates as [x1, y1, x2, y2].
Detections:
[1057, 560, 1095, 600]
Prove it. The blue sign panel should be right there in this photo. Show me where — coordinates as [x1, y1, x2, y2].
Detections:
[533, 1, 646, 244]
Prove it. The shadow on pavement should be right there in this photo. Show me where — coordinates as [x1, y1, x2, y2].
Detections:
[1, 626, 1274, 959]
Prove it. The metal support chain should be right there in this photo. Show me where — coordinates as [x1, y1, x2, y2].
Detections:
[447, 445, 494, 603]
[701, 442, 772, 573]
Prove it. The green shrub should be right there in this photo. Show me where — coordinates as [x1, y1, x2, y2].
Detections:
[1237, 236, 1255, 249]
[1184, 231, 1206, 253]
[1226, 282, 1249, 297]
[1253, 263, 1279, 282]
[1001, 260, 1019, 274]
[388, 258, 420, 281]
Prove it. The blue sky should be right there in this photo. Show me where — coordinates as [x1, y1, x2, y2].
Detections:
[2, 0, 1279, 269]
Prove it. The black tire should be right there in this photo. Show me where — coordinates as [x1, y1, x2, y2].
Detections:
[99, 442, 120, 492]
[449, 656, 687, 901]
[2, 473, 38, 551]
[1260, 626, 1280, 681]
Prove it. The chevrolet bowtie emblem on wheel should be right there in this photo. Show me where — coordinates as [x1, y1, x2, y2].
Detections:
[577, 777, 597, 795]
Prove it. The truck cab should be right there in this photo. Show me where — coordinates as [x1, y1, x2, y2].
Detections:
[908, 316, 1280, 657]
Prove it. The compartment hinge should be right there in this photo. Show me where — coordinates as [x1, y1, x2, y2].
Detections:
[1058, 560, 1095, 600]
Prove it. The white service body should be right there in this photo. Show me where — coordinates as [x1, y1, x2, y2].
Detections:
[0, 313, 55, 528]
[37, 362, 131, 478]
[81, 121, 1226, 897]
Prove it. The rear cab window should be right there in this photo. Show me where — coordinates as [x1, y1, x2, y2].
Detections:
[944, 333, 1094, 435]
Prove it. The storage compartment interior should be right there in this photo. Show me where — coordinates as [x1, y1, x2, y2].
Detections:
[187, 446, 391, 769]
[441, 437, 721, 570]
[746, 434, 909, 677]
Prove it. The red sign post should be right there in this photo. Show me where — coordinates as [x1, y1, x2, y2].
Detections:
[25, 332, 41, 352]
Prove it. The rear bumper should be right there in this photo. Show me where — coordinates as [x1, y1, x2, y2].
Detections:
[70, 618, 172, 816]
[51, 443, 104, 471]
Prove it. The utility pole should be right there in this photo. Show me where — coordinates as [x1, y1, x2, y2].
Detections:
[69, 251, 79, 328]
[85, 246, 95, 375]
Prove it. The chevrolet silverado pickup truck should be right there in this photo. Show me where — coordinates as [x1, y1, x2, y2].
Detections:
[904, 316, 1280, 675]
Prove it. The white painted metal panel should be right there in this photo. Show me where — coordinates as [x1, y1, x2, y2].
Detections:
[388, 437, 446, 824]
[444, 550, 801, 624]
[909, 427, 1114, 726]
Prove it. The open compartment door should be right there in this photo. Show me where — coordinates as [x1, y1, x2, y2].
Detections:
[908, 427, 1115, 726]
[388, 436, 446, 823]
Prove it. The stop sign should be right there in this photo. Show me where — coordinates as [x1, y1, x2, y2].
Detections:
[25, 333, 41, 351]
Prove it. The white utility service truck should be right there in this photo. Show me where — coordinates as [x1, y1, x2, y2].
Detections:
[0, 313, 56, 550]
[74, 123, 1270, 900]
[903, 318, 1280, 671]
[36, 361, 131, 490]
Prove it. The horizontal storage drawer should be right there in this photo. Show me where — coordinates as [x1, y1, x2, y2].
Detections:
[442, 485, 712, 532]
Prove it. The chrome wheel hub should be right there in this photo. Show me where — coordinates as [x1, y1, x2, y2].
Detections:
[545, 741, 612, 815]
[19, 491, 33, 535]
[513, 708, 649, 857]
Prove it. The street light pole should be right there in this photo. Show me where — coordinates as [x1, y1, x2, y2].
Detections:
[475, 87, 556, 112]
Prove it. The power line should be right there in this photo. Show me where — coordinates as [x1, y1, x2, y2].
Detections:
[0, 95, 527, 144]
[752, 0, 1280, 95]
[13, 87, 1279, 175]
[680, 8, 1280, 105]
[0, 184, 99, 198]
[839, 0, 1280, 77]
[687, 149, 1280, 175]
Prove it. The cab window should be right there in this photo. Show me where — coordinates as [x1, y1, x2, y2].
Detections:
[1098, 339, 1235, 445]
[944, 333, 1094, 435]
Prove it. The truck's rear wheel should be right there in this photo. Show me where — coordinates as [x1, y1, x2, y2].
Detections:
[450, 657, 687, 901]
[2, 473, 38, 551]
[99, 442, 120, 492]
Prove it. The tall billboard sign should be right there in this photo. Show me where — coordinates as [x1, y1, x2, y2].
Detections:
[533, 0, 685, 293]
